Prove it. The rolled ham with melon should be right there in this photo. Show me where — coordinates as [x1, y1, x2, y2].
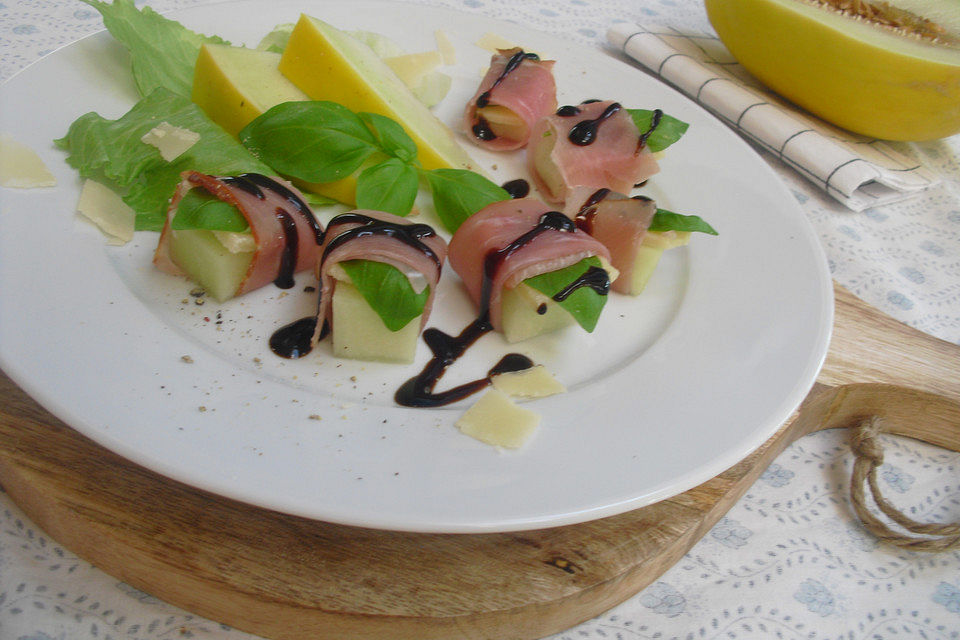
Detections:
[448, 197, 615, 343]
[528, 99, 660, 206]
[564, 186, 692, 296]
[153, 171, 323, 302]
[463, 47, 557, 151]
[314, 210, 448, 363]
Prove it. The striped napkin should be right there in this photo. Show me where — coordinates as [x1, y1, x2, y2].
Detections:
[607, 23, 940, 211]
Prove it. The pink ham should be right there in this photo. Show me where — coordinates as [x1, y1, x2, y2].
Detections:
[153, 171, 322, 295]
[563, 186, 656, 294]
[448, 198, 611, 331]
[314, 210, 448, 341]
[462, 48, 557, 151]
[527, 100, 660, 206]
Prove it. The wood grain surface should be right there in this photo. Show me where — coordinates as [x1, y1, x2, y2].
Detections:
[0, 283, 958, 640]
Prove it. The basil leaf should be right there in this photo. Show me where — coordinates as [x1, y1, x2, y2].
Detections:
[424, 168, 510, 233]
[55, 87, 273, 231]
[523, 257, 608, 333]
[339, 260, 430, 331]
[627, 109, 689, 152]
[80, 0, 228, 98]
[360, 112, 418, 163]
[355, 158, 419, 216]
[650, 209, 718, 235]
[171, 188, 249, 232]
[239, 101, 379, 183]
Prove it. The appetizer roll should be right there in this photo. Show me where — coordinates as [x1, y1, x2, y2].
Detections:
[463, 47, 557, 151]
[448, 198, 615, 343]
[153, 171, 322, 301]
[566, 186, 717, 295]
[315, 210, 448, 363]
[527, 100, 660, 206]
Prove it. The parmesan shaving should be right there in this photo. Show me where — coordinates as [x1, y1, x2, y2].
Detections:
[456, 389, 539, 449]
[475, 32, 517, 52]
[435, 29, 456, 64]
[76, 179, 135, 245]
[212, 230, 256, 254]
[0, 133, 56, 188]
[490, 365, 566, 398]
[141, 122, 200, 161]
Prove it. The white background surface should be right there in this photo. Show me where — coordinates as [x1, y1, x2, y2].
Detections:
[0, 1, 958, 639]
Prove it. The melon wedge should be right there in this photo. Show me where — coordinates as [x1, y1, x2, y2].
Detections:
[705, 0, 960, 140]
[278, 14, 478, 172]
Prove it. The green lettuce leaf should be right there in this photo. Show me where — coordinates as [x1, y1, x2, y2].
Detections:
[55, 87, 274, 231]
[627, 109, 689, 152]
[523, 257, 608, 332]
[650, 209, 718, 235]
[339, 260, 430, 331]
[80, 0, 227, 98]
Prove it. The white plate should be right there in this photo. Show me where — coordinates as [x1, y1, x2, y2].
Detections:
[0, 0, 832, 533]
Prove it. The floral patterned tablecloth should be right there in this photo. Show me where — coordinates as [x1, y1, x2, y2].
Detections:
[1, 1, 959, 639]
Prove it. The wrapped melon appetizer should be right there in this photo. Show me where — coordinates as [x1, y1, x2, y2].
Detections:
[564, 187, 718, 295]
[153, 171, 322, 301]
[314, 210, 448, 364]
[447, 198, 615, 343]
[462, 47, 557, 150]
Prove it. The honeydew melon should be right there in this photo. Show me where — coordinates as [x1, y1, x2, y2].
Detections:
[625, 230, 690, 296]
[330, 280, 421, 363]
[500, 283, 575, 344]
[705, 0, 960, 140]
[167, 228, 253, 302]
[278, 14, 479, 173]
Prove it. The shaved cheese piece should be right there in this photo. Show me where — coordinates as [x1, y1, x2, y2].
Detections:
[475, 32, 517, 52]
[76, 179, 135, 245]
[383, 50, 444, 87]
[456, 389, 539, 449]
[435, 29, 456, 64]
[491, 365, 566, 398]
[212, 230, 256, 254]
[0, 133, 56, 188]
[141, 122, 200, 161]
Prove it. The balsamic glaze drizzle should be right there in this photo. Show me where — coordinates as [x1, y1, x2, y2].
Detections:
[471, 49, 540, 141]
[273, 208, 299, 289]
[568, 102, 622, 146]
[501, 178, 530, 199]
[553, 266, 611, 301]
[637, 108, 664, 151]
[394, 211, 577, 408]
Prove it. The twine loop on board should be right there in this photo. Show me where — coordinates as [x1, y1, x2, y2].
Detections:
[848, 416, 960, 552]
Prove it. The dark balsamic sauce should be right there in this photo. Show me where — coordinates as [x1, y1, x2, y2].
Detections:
[536, 303, 548, 315]
[471, 50, 539, 141]
[573, 188, 611, 234]
[269, 316, 327, 359]
[395, 211, 577, 408]
[568, 102, 622, 146]
[637, 108, 664, 152]
[556, 105, 581, 117]
[501, 178, 530, 199]
[273, 208, 299, 289]
[553, 266, 610, 301]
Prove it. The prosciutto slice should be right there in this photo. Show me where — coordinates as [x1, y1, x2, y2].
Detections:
[314, 210, 448, 341]
[527, 99, 660, 206]
[462, 48, 557, 151]
[447, 198, 611, 331]
[564, 187, 656, 294]
[153, 171, 322, 295]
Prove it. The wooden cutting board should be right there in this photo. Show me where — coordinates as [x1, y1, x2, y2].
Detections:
[1, 283, 958, 640]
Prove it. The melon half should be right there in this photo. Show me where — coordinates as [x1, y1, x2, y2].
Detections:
[705, 0, 960, 141]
